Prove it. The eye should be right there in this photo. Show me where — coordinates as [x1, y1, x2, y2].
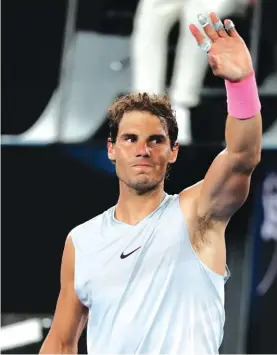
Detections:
[151, 138, 159, 144]
[124, 135, 137, 143]
[150, 136, 164, 144]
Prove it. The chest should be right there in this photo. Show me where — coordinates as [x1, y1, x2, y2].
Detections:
[78, 216, 193, 305]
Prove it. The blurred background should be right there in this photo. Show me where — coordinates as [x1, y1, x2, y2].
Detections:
[1, 0, 277, 353]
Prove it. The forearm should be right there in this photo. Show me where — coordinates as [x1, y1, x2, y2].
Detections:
[39, 333, 77, 354]
[225, 112, 262, 161]
[224, 73, 262, 170]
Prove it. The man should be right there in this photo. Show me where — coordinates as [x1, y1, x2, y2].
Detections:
[40, 12, 262, 354]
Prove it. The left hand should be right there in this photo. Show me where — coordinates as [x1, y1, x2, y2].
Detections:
[189, 12, 253, 82]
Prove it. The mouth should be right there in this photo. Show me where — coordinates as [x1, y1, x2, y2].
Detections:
[133, 164, 153, 168]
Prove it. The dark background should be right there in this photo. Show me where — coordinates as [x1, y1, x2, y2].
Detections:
[2, 0, 277, 353]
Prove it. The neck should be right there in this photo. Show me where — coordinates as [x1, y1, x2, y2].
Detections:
[115, 182, 165, 225]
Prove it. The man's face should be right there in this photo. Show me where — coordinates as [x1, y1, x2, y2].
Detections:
[108, 111, 179, 194]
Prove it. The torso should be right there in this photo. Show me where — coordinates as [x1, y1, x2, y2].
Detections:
[71, 193, 230, 354]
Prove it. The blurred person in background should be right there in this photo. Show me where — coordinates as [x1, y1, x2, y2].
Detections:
[40, 12, 262, 354]
[131, 0, 250, 144]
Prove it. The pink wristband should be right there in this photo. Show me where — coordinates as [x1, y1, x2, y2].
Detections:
[225, 72, 261, 119]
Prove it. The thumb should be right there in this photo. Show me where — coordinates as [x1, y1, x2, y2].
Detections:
[208, 53, 220, 70]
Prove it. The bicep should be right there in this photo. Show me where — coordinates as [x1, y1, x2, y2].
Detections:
[44, 237, 88, 348]
[49, 284, 88, 347]
[198, 149, 252, 221]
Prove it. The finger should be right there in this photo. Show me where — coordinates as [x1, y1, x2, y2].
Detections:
[189, 24, 212, 53]
[224, 19, 240, 38]
[209, 12, 228, 38]
[197, 14, 218, 42]
[189, 24, 206, 45]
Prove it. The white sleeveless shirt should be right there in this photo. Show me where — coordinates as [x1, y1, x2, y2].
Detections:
[71, 194, 230, 354]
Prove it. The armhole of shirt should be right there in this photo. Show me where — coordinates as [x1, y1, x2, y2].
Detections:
[69, 228, 91, 307]
[173, 194, 231, 284]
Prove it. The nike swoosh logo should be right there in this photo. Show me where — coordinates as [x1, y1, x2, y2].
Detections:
[120, 246, 141, 259]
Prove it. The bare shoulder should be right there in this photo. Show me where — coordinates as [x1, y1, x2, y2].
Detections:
[62, 235, 75, 278]
[179, 180, 203, 216]
[179, 180, 203, 198]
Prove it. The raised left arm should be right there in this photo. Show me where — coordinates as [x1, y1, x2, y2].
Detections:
[197, 111, 261, 221]
[189, 13, 262, 222]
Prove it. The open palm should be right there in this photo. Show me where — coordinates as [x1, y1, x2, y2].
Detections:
[189, 13, 253, 82]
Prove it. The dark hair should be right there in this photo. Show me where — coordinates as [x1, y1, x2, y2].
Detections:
[107, 93, 178, 148]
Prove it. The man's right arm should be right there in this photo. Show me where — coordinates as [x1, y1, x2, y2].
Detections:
[39, 236, 88, 354]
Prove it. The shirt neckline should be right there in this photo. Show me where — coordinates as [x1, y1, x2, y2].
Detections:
[111, 193, 169, 227]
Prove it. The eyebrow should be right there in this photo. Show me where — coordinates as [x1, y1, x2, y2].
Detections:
[120, 133, 137, 140]
[120, 133, 167, 141]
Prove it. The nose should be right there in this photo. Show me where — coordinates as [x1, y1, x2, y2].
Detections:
[136, 141, 150, 158]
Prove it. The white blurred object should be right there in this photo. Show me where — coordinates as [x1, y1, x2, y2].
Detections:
[257, 173, 277, 295]
[41, 317, 52, 328]
[260, 71, 277, 94]
[234, 0, 251, 15]
[262, 119, 277, 148]
[132, 0, 248, 102]
[0, 318, 43, 351]
[173, 104, 192, 145]
[261, 173, 277, 242]
[1, 32, 131, 144]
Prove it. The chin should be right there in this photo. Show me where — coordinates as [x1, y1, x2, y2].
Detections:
[130, 176, 162, 194]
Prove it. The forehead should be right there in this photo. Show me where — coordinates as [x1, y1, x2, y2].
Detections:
[118, 111, 168, 135]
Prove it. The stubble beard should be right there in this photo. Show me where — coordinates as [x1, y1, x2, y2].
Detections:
[121, 174, 165, 195]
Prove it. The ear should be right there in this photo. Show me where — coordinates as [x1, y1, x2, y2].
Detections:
[107, 138, 116, 161]
[168, 142, 179, 164]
